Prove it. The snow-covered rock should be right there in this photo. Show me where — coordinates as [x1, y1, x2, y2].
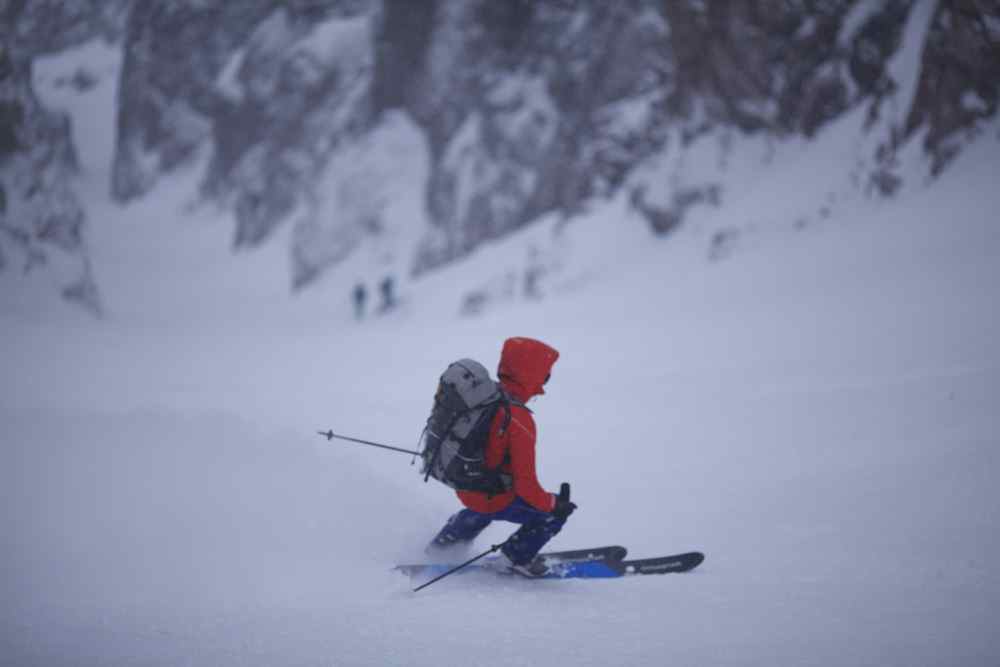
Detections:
[1, 0, 998, 315]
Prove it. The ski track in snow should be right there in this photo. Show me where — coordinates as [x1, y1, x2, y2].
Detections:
[2, 39, 1000, 667]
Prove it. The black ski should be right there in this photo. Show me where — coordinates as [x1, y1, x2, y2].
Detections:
[617, 551, 704, 575]
[537, 545, 627, 563]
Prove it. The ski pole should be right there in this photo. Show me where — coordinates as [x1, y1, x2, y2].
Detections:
[413, 541, 508, 593]
[317, 430, 421, 456]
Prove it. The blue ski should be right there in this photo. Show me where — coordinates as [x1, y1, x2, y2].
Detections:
[395, 558, 623, 579]
[395, 551, 704, 580]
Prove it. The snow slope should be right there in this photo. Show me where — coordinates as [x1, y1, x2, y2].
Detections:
[3, 41, 1000, 667]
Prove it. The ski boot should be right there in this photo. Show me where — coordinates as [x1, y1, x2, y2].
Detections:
[492, 551, 549, 578]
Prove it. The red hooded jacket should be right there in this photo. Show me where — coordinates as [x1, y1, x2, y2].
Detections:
[456, 337, 559, 514]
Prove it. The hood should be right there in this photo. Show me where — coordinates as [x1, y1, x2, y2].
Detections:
[497, 337, 560, 402]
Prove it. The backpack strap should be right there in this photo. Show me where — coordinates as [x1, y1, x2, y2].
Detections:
[480, 391, 529, 496]
[496, 389, 530, 436]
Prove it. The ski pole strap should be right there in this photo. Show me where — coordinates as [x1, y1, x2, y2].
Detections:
[412, 542, 505, 593]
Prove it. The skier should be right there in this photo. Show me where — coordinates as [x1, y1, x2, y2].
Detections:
[427, 337, 576, 577]
[378, 275, 396, 312]
[352, 283, 366, 320]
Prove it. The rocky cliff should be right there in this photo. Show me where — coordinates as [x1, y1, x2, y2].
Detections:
[1, 0, 128, 315]
[1, 0, 997, 314]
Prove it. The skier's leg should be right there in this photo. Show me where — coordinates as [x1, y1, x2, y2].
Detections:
[427, 508, 492, 554]
[493, 498, 567, 565]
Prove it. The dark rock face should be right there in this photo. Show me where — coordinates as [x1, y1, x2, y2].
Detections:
[111, 1, 274, 203]
[113, 0, 374, 253]
[382, 0, 674, 272]
[0, 0, 129, 315]
[0, 51, 82, 252]
[907, 1, 999, 176]
[3, 0, 999, 313]
[2, 0, 128, 51]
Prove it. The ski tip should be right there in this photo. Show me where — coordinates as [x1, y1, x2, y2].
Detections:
[667, 551, 704, 571]
[619, 551, 706, 575]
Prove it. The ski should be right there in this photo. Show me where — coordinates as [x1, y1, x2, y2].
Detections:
[619, 551, 704, 575]
[535, 551, 705, 578]
[395, 558, 618, 580]
[395, 545, 626, 577]
[524, 544, 627, 564]
[396, 549, 703, 580]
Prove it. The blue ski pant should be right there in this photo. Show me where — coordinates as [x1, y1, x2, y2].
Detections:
[431, 497, 567, 565]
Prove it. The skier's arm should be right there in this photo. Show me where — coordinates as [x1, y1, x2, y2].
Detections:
[507, 410, 556, 513]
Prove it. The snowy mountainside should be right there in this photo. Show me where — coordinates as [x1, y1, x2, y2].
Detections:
[2, 0, 998, 315]
[2, 85, 999, 666]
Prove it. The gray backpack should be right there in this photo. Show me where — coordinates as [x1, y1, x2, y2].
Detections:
[419, 359, 524, 494]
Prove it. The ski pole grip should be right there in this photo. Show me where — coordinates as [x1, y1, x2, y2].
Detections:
[559, 482, 571, 502]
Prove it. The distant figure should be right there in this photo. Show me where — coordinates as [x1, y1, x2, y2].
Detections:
[379, 275, 396, 313]
[352, 283, 367, 320]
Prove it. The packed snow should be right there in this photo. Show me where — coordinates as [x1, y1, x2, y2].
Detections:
[2, 38, 999, 667]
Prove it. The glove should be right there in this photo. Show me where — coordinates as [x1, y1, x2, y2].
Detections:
[551, 482, 577, 520]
